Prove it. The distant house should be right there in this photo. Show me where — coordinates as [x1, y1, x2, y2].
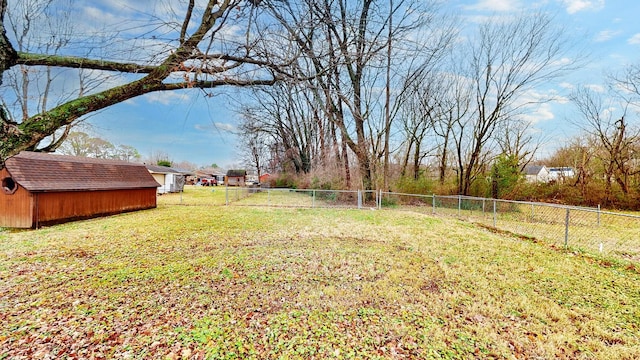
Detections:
[192, 168, 226, 185]
[524, 165, 575, 183]
[145, 164, 186, 194]
[226, 170, 247, 186]
[548, 167, 575, 182]
[246, 172, 259, 185]
[259, 173, 271, 184]
[524, 165, 550, 183]
[0, 151, 159, 228]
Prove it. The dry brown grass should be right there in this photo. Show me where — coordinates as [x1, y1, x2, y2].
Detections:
[1, 187, 639, 359]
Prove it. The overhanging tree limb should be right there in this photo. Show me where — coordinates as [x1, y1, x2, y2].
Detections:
[0, 0, 287, 164]
[15, 52, 158, 73]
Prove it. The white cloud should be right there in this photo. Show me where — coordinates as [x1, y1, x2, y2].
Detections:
[214, 123, 236, 132]
[512, 89, 563, 124]
[559, 82, 575, 90]
[559, 0, 604, 14]
[463, 0, 521, 12]
[584, 84, 606, 93]
[628, 33, 640, 45]
[551, 57, 573, 66]
[594, 30, 621, 43]
[144, 92, 190, 105]
[194, 123, 236, 133]
[601, 107, 618, 120]
[519, 103, 556, 124]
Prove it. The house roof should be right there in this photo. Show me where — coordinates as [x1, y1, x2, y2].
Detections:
[548, 167, 574, 172]
[196, 168, 225, 177]
[5, 151, 160, 192]
[523, 165, 547, 176]
[145, 164, 183, 174]
[172, 168, 195, 176]
[226, 169, 247, 177]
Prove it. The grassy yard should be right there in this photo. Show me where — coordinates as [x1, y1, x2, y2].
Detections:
[1, 187, 639, 359]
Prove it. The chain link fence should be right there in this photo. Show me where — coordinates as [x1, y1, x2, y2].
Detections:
[225, 186, 378, 209]
[158, 186, 379, 209]
[381, 192, 640, 263]
[158, 186, 640, 264]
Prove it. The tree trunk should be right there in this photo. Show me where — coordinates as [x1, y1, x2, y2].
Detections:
[413, 140, 421, 180]
[0, 0, 16, 78]
[341, 134, 351, 188]
[400, 140, 412, 178]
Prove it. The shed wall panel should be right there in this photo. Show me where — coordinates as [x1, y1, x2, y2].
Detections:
[35, 189, 157, 227]
[0, 168, 33, 228]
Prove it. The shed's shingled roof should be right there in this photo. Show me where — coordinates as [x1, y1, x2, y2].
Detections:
[5, 151, 160, 192]
[226, 169, 247, 177]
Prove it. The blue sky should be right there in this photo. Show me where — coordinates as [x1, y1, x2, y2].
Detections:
[8, 0, 640, 168]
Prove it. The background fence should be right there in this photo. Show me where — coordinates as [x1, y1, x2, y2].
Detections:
[224, 186, 379, 209]
[160, 186, 640, 264]
[381, 192, 640, 264]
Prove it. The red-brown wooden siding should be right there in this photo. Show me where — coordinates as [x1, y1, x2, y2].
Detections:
[1, 152, 161, 228]
[33, 188, 157, 227]
[0, 168, 33, 228]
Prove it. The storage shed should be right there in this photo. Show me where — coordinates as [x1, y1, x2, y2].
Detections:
[225, 170, 247, 186]
[145, 164, 186, 194]
[0, 151, 160, 228]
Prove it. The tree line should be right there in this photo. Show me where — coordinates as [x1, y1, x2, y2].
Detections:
[0, 1, 639, 207]
[56, 131, 141, 162]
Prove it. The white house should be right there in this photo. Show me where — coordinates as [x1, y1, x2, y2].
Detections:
[145, 165, 186, 194]
[523, 165, 551, 183]
[524, 165, 575, 183]
[548, 167, 575, 182]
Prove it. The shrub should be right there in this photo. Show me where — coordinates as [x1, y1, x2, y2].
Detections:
[270, 173, 298, 189]
[393, 175, 436, 195]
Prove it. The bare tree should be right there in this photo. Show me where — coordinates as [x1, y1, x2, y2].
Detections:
[238, 120, 269, 180]
[57, 131, 93, 157]
[58, 131, 140, 160]
[570, 86, 640, 203]
[115, 144, 141, 163]
[239, 81, 322, 174]
[262, 0, 448, 190]
[497, 119, 544, 171]
[613, 62, 640, 99]
[455, 11, 579, 195]
[0, 0, 286, 166]
[399, 70, 447, 181]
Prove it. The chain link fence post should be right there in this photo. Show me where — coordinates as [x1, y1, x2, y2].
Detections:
[531, 203, 535, 222]
[564, 208, 570, 248]
[458, 195, 462, 217]
[482, 198, 485, 216]
[432, 194, 436, 214]
[493, 199, 497, 227]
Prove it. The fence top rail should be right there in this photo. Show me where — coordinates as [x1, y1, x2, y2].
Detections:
[382, 191, 433, 199]
[263, 188, 359, 194]
[383, 192, 640, 218]
[227, 187, 640, 220]
[589, 209, 640, 219]
[431, 194, 597, 212]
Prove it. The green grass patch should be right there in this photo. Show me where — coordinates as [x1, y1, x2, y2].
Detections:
[1, 188, 639, 358]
